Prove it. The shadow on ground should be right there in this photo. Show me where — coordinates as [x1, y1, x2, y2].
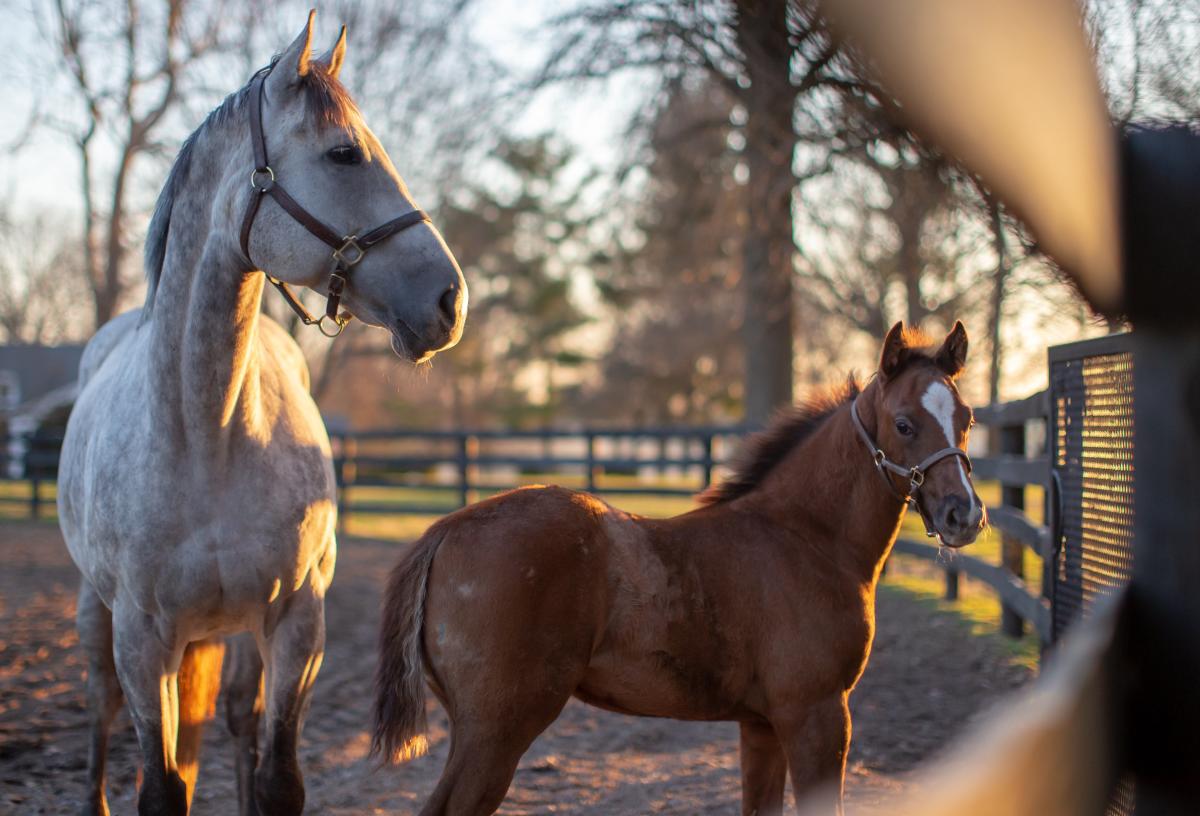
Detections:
[0, 524, 1032, 814]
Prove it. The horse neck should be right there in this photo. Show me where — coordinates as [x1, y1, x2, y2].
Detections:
[147, 135, 266, 448]
[742, 386, 907, 585]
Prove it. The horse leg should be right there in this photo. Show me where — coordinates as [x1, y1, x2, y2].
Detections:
[223, 633, 264, 816]
[77, 581, 124, 816]
[175, 638, 225, 809]
[254, 577, 325, 816]
[739, 720, 788, 816]
[775, 695, 852, 815]
[421, 698, 569, 816]
[110, 599, 189, 816]
[420, 639, 578, 814]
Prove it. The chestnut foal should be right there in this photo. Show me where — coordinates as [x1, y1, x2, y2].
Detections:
[373, 322, 985, 815]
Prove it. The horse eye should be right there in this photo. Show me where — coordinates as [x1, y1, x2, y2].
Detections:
[326, 145, 363, 166]
[895, 418, 914, 437]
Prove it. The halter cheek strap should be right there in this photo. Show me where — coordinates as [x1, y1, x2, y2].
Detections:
[239, 66, 431, 337]
[850, 397, 973, 543]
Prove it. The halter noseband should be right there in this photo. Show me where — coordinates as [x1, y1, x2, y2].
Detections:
[850, 397, 973, 544]
[239, 66, 431, 337]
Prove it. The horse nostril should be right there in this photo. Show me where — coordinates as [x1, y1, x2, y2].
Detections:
[945, 503, 963, 530]
[438, 286, 459, 327]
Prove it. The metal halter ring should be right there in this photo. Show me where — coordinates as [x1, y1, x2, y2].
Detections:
[333, 236, 365, 267]
[317, 314, 349, 338]
[249, 166, 276, 191]
[909, 468, 926, 489]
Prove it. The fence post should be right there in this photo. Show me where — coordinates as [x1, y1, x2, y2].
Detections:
[335, 435, 356, 533]
[30, 477, 41, 520]
[585, 433, 597, 493]
[701, 434, 714, 489]
[944, 562, 959, 600]
[458, 434, 478, 508]
[1000, 422, 1027, 637]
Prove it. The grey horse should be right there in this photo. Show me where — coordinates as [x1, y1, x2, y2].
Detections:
[57, 13, 466, 815]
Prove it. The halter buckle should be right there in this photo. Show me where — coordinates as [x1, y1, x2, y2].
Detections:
[333, 236, 365, 267]
[249, 166, 276, 192]
[909, 467, 925, 491]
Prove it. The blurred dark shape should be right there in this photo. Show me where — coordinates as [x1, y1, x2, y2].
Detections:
[1119, 123, 1200, 330]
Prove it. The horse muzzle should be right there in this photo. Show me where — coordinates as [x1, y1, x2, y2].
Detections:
[934, 497, 987, 548]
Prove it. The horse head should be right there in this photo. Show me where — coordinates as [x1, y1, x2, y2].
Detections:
[239, 13, 467, 361]
[865, 320, 985, 548]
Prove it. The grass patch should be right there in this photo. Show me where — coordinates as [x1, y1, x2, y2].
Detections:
[0, 480, 57, 522]
[882, 552, 1041, 672]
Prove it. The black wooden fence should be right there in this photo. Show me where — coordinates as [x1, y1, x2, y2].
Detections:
[327, 425, 749, 518]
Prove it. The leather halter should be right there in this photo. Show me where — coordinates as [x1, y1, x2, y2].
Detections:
[850, 397, 973, 544]
[239, 66, 431, 337]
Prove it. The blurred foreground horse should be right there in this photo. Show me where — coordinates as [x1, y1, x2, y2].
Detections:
[57, 13, 466, 815]
[373, 322, 984, 815]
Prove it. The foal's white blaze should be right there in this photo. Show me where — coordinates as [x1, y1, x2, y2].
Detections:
[920, 381, 977, 511]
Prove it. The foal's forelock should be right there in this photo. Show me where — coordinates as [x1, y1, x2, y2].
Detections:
[141, 58, 362, 318]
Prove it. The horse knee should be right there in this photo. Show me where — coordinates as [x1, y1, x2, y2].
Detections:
[778, 696, 851, 803]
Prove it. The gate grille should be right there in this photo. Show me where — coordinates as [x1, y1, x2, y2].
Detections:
[1049, 334, 1136, 638]
[1048, 333, 1136, 816]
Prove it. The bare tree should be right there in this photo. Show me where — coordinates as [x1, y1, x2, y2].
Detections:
[37, 0, 239, 328]
[1089, 0, 1200, 121]
[0, 209, 92, 344]
[536, 0, 867, 423]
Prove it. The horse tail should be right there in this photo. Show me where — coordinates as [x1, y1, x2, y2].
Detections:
[175, 638, 226, 804]
[372, 528, 443, 763]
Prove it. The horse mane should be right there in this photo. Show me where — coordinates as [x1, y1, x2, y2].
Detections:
[142, 58, 360, 316]
[699, 375, 862, 506]
[699, 331, 951, 506]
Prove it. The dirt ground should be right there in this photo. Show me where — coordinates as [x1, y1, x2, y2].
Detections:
[0, 522, 1033, 814]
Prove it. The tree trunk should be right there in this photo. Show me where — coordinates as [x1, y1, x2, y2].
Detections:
[986, 196, 1009, 404]
[896, 183, 930, 328]
[78, 132, 104, 333]
[736, 0, 796, 425]
[95, 142, 137, 328]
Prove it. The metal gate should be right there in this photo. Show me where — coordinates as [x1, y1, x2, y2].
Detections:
[1047, 333, 1137, 815]
[1048, 333, 1136, 638]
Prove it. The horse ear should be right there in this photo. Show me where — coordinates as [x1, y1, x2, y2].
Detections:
[935, 320, 969, 378]
[279, 10, 316, 81]
[317, 25, 347, 79]
[879, 321, 907, 380]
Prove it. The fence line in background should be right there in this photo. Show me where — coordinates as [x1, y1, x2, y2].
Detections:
[329, 425, 748, 518]
[9, 366, 1124, 653]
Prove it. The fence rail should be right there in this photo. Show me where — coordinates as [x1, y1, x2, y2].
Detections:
[329, 426, 749, 516]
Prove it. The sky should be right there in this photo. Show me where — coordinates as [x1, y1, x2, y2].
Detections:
[0, 0, 1120, 402]
[0, 0, 650, 216]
